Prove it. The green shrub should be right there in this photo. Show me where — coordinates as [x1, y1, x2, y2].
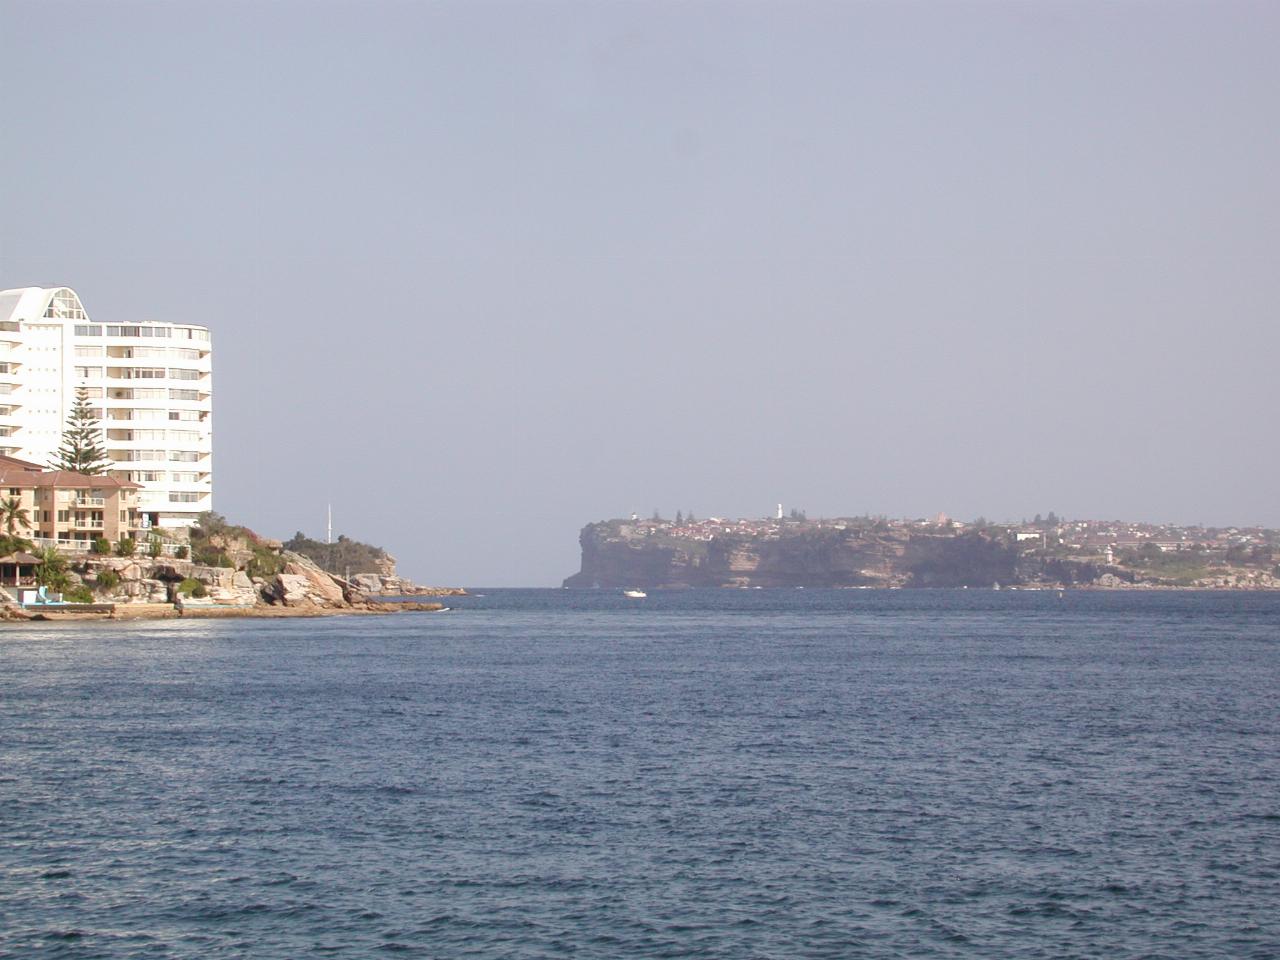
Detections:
[175, 545, 189, 560]
[96, 569, 120, 591]
[177, 577, 207, 598]
[64, 585, 94, 604]
[116, 537, 137, 557]
[247, 545, 285, 580]
[193, 543, 227, 567]
[91, 537, 111, 555]
[148, 536, 162, 559]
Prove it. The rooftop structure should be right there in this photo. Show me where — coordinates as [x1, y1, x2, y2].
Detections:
[0, 287, 212, 527]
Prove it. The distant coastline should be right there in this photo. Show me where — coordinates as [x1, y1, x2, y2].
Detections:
[564, 515, 1280, 591]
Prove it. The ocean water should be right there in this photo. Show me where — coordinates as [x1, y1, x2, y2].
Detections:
[2, 589, 1278, 959]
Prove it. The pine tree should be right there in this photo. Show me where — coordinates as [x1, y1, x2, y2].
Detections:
[54, 385, 111, 475]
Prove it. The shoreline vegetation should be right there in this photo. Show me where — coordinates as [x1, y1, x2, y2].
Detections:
[1, 512, 463, 624]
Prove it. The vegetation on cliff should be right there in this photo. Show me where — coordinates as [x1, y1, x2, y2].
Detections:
[282, 531, 391, 577]
[190, 512, 285, 579]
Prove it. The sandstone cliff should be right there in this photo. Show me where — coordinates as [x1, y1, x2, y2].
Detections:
[563, 519, 1280, 590]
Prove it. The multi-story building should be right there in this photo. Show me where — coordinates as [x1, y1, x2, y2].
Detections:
[0, 454, 144, 548]
[0, 286, 212, 528]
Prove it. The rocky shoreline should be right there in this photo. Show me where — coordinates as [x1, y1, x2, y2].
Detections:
[1, 529, 465, 624]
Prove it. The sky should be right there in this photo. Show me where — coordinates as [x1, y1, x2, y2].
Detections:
[2, 0, 1277, 585]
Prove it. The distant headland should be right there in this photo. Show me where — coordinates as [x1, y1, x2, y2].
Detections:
[563, 513, 1280, 590]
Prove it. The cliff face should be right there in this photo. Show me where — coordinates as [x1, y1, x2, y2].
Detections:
[565, 518, 1280, 591]
[563, 522, 1149, 589]
[564, 522, 914, 589]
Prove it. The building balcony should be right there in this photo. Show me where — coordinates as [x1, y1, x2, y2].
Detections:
[70, 519, 105, 530]
[75, 497, 107, 508]
[107, 455, 168, 466]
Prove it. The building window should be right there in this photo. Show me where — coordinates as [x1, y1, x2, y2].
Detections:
[74, 324, 103, 336]
[169, 492, 202, 502]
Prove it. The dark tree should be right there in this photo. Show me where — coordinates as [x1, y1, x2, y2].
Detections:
[54, 385, 110, 475]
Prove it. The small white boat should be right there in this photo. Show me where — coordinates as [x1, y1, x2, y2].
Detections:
[623, 589, 647, 599]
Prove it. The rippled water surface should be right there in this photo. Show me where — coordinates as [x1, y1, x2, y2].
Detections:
[2, 589, 1279, 958]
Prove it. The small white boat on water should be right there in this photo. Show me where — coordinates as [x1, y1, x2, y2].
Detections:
[623, 589, 647, 599]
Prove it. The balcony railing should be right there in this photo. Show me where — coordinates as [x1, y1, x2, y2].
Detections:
[75, 497, 107, 508]
[29, 536, 186, 557]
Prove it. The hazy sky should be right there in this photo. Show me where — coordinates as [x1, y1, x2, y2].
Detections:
[2, 0, 1277, 585]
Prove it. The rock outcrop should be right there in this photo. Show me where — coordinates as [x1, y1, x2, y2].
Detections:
[66, 542, 411, 610]
[264, 552, 350, 608]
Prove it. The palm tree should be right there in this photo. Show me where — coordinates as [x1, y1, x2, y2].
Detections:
[0, 497, 29, 536]
[34, 546, 71, 591]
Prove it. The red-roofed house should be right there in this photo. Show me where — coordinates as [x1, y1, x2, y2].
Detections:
[0, 455, 143, 550]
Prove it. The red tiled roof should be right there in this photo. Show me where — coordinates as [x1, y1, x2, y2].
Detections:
[0, 467, 140, 489]
[0, 454, 45, 472]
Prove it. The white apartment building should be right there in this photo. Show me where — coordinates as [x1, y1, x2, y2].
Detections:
[0, 286, 212, 528]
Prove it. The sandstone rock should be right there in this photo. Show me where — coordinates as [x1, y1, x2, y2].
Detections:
[274, 573, 314, 606]
[140, 579, 169, 603]
[150, 562, 192, 581]
[191, 565, 236, 590]
[270, 562, 347, 608]
[351, 573, 384, 595]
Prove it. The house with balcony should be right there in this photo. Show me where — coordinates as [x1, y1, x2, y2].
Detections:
[0, 454, 144, 550]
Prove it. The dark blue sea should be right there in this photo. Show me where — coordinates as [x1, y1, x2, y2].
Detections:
[2, 589, 1279, 958]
